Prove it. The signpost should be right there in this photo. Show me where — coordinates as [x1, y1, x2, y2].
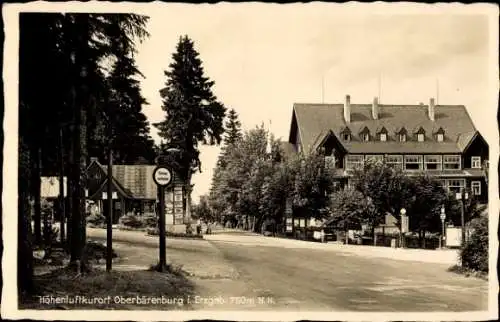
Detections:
[153, 166, 173, 272]
[440, 206, 446, 249]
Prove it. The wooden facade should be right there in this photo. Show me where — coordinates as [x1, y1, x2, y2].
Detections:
[86, 158, 189, 224]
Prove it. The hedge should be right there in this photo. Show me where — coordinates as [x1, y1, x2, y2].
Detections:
[460, 215, 488, 273]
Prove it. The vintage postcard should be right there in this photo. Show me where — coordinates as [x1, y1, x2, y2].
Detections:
[2, 1, 499, 321]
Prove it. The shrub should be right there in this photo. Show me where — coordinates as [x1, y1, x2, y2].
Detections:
[460, 215, 488, 272]
[185, 223, 194, 235]
[141, 213, 158, 228]
[87, 213, 106, 227]
[118, 213, 144, 229]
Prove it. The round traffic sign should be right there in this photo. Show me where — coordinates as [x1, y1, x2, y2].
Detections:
[153, 167, 173, 187]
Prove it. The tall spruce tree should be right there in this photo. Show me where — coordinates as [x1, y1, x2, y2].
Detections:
[224, 109, 242, 146]
[155, 35, 226, 219]
[19, 13, 150, 275]
[209, 108, 242, 221]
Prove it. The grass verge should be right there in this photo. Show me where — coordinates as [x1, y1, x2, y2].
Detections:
[447, 264, 488, 281]
[20, 266, 195, 310]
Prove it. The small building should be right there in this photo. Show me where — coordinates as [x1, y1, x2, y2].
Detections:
[86, 158, 189, 226]
[40, 176, 67, 199]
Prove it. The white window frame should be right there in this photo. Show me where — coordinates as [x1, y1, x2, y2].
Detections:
[471, 181, 481, 195]
[404, 155, 423, 171]
[443, 155, 461, 170]
[446, 179, 465, 193]
[437, 133, 444, 142]
[417, 133, 425, 142]
[365, 155, 384, 164]
[362, 133, 370, 142]
[424, 155, 442, 170]
[399, 134, 406, 142]
[345, 155, 364, 170]
[471, 156, 481, 169]
[385, 155, 403, 169]
[380, 133, 387, 142]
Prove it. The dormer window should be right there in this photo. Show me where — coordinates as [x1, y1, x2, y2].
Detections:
[434, 127, 445, 142]
[377, 126, 388, 142]
[340, 127, 352, 142]
[359, 126, 371, 142]
[396, 127, 408, 142]
[415, 127, 426, 142]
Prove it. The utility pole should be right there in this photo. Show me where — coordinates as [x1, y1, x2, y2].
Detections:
[106, 145, 113, 272]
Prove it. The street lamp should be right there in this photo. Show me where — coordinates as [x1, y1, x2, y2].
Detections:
[456, 189, 469, 249]
[400, 208, 407, 248]
[440, 206, 446, 249]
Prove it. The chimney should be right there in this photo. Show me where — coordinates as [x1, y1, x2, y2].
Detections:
[344, 95, 351, 123]
[372, 97, 379, 120]
[428, 98, 435, 121]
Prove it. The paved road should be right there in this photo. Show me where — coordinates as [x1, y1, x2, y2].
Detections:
[87, 228, 489, 312]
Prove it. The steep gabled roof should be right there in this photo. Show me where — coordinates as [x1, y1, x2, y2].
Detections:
[291, 102, 477, 154]
[87, 159, 158, 200]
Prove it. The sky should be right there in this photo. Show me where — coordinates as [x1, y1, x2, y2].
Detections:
[130, 3, 498, 203]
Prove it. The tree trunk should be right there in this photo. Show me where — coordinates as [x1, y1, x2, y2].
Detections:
[372, 225, 376, 246]
[59, 127, 66, 245]
[183, 171, 193, 224]
[66, 125, 74, 253]
[33, 145, 42, 245]
[18, 137, 34, 294]
[69, 82, 88, 272]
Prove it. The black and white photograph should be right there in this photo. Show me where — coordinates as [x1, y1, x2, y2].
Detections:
[2, 2, 499, 321]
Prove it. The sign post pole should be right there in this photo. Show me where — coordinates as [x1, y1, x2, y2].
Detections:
[158, 184, 166, 270]
[153, 166, 173, 272]
[440, 206, 446, 249]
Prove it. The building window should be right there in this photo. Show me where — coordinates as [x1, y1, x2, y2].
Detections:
[445, 179, 465, 193]
[417, 133, 425, 142]
[471, 181, 481, 195]
[380, 133, 387, 142]
[385, 155, 403, 169]
[365, 155, 383, 164]
[342, 133, 351, 141]
[363, 133, 370, 142]
[345, 155, 364, 170]
[399, 134, 406, 142]
[404, 155, 423, 170]
[443, 155, 461, 170]
[424, 155, 442, 170]
[471, 156, 481, 169]
[437, 133, 444, 142]
[325, 156, 336, 168]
